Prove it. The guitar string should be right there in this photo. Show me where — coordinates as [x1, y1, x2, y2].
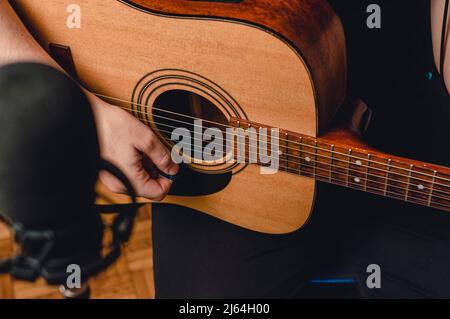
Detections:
[99, 93, 450, 183]
[161, 134, 450, 207]
[156, 127, 450, 200]
[146, 111, 450, 188]
[121, 104, 450, 188]
[94, 93, 450, 183]
[99, 93, 450, 184]
[140, 117, 450, 190]
[156, 123, 450, 194]
[163, 130, 450, 201]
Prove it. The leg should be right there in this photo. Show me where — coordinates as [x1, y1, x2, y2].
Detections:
[151, 184, 352, 299]
[0, 62, 99, 227]
[340, 194, 450, 298]
[0, 62, 102, 287]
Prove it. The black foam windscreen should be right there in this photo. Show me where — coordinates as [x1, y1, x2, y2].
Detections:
[0, 63, 100, 229]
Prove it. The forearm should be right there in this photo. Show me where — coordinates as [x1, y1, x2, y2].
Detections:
[0, 1, 111, 115]
[0, 1, 60, 69]
[431, 0, 450, 91]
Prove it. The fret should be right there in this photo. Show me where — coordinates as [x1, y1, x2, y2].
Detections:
[284, 133, 300, 174]
[230, 130, 239, 164]
[367, 155, 389, 196]
[284, 132, 289, 173]
[405, 166, 435, 206]
[237, 122, 263, 166]
[431, 171, 450, 211]
[405, 164, 414, 201]
[314, 140, 318, 178]
[315, 141, 332, 182]
[384, 159, 392, 197]
[235, 125, 247, 164]
[298, 137, 303, 175]
[386, 160, 410, 200]
[233, 120, 241, 164]
[250, 128, 258, 164]
[299, 137, 316, 178]
[348, 150, 368, 191]
[365, 154, 371, 192]
[428, 170, 437, 207]
[246, 123, 256, 164]
[330, 145, 350, 186]
[329, 145, 335, 183]
[346, 149, 352, 187]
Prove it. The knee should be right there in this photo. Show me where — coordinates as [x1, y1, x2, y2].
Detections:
[0, 61, 98, 174]
[0, 62, 94, 137]
[0, 62, 84, 109]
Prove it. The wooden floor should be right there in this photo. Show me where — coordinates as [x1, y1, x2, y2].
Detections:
[0, 205, 155, 299]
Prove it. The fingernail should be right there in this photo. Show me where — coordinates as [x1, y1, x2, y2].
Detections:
[168, 163, 179, 175]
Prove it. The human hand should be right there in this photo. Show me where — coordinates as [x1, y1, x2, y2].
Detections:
[92, 99, 179, 201]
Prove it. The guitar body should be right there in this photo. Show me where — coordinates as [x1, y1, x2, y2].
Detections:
[11, 0, 347, 233]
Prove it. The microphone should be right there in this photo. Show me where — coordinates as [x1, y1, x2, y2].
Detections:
[0, 63, 137, 291]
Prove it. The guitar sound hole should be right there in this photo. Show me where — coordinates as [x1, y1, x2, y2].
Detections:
[153, 90, 229, 162]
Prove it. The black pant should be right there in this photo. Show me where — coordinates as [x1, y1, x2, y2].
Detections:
[152, 185, 359, 299]
[153, 184, 450, 299]
[337, 188, 450, 298]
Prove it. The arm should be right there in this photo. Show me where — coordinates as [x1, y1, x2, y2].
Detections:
[0, 1, 178, 200]
[431, 0, 450, 92]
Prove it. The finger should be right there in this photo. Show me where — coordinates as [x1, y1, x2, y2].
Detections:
[142, 156, 159, 180]
[99, 163, 170, 201]
[140, 135, 179, 176]
[133, 164, 173, 201]
[99, 169, 127, 194]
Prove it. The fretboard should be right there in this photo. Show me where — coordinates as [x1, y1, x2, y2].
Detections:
[230, 118, 450, 212]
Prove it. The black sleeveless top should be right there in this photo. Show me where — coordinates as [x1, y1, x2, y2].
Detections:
[327, 0, 450, 297]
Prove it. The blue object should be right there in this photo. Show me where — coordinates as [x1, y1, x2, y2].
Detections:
[157, 168, 179, 181]
[426, 71, 433, 80]
[310, 278, 355, 284]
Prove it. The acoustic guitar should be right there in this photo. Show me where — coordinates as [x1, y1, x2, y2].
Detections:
[11, 0, 450, 234]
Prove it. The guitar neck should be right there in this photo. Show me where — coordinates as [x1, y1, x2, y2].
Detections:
[230, 118, 450, 212]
